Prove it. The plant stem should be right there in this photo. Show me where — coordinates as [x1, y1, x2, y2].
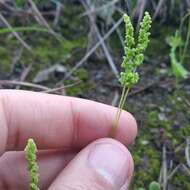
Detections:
[111, 86, 130, 136]
[181, 17, 190, 64]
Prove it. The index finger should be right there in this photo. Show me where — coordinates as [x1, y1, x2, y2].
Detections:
[0, 90, 137, 154]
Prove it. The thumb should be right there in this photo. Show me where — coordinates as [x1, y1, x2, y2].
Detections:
[48, 138, 134, 190]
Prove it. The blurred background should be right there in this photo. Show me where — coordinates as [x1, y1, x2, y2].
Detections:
[0, 0, 190, 189]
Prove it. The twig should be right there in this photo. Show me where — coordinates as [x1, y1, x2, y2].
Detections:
[64, 16, 123, 79]
[53, 1, 62, 26]
[0, 80, 49, 90]
[182, 164, 190, 175]
[0, 13, 32, 51]
[42, 80, 81, 94]
[128, 82, 156, 97]
[111, 18, 125, 48]
[184, 97, 190, 108]
[185, 137, 190, 167]
[93, 22, 119, 77]
[11, 47, 23, 73]
[162, 145, 167, 190]
[28, 0, 59, 39]
[16, 64, 33, 89]
[153, 0, 166, 20]
[167, 164, 181, 180]
[80, 0, 119, 17]
[20, 64, 33, 82]
[111, 90, 119, 106]
[186, 0, 190, 7]
[158, 165, 163, 184]
[135, 0, 147, 31]
[80, 0, 119, 78]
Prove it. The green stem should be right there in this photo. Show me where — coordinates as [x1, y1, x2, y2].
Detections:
[111, 86, 130, 137]
[181, 17, 190, 64]
[0, 26, 49, 34]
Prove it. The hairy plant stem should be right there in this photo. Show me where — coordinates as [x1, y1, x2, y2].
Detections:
[111, 86, 130, 136]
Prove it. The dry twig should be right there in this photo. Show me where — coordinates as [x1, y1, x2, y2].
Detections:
[28, 0, 59, 39]
[0, 80, 49, 90]
[0, 13, 32, 51]
[185, 137, 190, 167]
[64, 16, 123, 79]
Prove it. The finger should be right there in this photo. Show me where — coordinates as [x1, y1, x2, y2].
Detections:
[0, 150, 76, 190]
[49, 138, 134, 190]
[0, 90, 137, 154]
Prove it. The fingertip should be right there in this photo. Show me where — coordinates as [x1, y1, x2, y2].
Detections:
[115, 110, 138, 145]
[72, 100, 138, 147]
[49, 138, 134, 190]
[87, 138, 134, 188]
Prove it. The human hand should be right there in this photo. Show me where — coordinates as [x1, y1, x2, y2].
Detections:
[0, 90, 137, 190]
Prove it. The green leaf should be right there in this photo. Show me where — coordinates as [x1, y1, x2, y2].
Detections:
[171, 59, 188, 79]
[149, 181, 160, 190]
[166, 30, 182, 49]
[167, 30, 189, 80]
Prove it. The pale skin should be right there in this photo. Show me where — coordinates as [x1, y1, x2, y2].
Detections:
[0, 90, 137, 190]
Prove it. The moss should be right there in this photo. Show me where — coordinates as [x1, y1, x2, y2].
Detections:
[172, 172, 190, 190]
[59, 4, 87, 38]
[129, 86, 190, 189]
[33, 39, 72, 63]
[21, 35, 86, 81]
[65, 68, 93, 96]
[130, 140, 161, 189]
[0, 47, 12, 73]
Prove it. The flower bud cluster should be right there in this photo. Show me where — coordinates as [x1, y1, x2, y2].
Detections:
[119, 12, 152, 87]
[25, 139, 39, 190]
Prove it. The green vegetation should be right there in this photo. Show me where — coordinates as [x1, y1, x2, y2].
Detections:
[129, 88, 190, 189]
[112, 12, 152, 135]
[25, 139, 39, 190]
[138, 181, 160, 190]
[166, 31, 188, 80]
[65, 68, 92, 96]
[1, 1, 190, 189]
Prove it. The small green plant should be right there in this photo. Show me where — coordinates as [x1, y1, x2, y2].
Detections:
[23, 11, 153, 190]
[138, 181, 160, 190]
[166, 30, 188, 80]
[111, 12, 152, 135]
[25, 138, 40, 190]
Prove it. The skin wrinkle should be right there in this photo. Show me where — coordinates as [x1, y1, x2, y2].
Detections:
[70, 99, 80, 149]
[0, 155, 11, 190]
[103, 109, 111, 137]
[93, 106, 108, 139]
[35, 101, 50, 148]
[0, 176, 9, 190]
[0, 94, 9, 153]
[1, 93, 21, 152]
[30, 99, 44, 146]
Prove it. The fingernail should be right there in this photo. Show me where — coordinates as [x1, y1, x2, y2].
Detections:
[88, 142, 130, 188]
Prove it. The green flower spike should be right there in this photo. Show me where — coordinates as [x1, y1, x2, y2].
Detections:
[25, 138, 39, 190]
[111, 12, 152, 135]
